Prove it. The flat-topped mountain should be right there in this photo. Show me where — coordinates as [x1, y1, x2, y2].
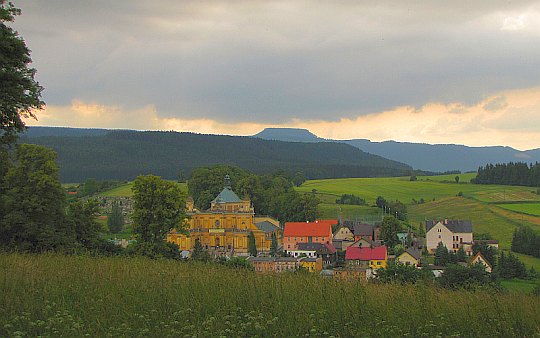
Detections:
[253, 128, 321, 143]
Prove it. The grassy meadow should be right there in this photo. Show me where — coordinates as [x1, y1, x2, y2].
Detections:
[1, 253, 539, 337]
[297, 175, 540, 274]
[497, 202, 540, 216]
[99, 181, 187, 197]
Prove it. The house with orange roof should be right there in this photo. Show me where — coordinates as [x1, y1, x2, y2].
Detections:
[283, 220, 335, 251]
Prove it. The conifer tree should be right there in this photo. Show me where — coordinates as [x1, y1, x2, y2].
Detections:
[248, 231, 257, 257]
[269, 233, 278, 257]
[107, 201, 124, 234]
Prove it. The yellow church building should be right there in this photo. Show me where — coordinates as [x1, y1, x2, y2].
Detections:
[167, 176, 281, 256]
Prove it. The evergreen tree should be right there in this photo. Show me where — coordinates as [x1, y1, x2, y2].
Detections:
[269, 233, 278, 257]
[434, 242, 449, 266]
[380, 216, 402, 248]
[191, 238, 210, 261]
[456, 247, 467, 262]
[248, 231, 257, 257]
[497, 251, 527, 279]
[107, 200, 124, 234]
[472, 241, 498, 266]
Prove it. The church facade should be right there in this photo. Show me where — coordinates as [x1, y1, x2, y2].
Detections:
[167, 177, 281, 256]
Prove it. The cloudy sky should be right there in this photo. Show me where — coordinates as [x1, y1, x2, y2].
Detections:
[12, 0, 540, 150]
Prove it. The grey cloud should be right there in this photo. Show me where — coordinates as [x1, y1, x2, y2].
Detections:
[11, 0, 540, 124]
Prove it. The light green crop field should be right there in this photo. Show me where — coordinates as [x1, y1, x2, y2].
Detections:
[319, 203, 381, 222]
[99, 182, 187, 197]
[298, 175, 540, 271]
[1, 254, 539, 337]
[298, 176, 540, 206]
[497, 202, 540, 216]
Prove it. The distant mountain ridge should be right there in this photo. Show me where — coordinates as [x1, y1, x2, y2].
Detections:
[253, 128, 540, 172]
[21, 127, 411, 182]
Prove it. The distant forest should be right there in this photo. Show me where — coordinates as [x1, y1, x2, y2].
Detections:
[473, 162, 540, 187]
[20, 130, 411, 182]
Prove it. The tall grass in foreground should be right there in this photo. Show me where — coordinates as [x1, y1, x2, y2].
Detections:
[1, 254, 539, 337]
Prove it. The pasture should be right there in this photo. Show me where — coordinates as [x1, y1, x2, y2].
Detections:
[298, 175, 540, 272]
[497, 202, 540, 216]
[1, 254, 538, 337]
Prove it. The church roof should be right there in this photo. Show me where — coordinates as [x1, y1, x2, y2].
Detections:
[255, 221, 280, 234]
[212, 187, 242, 203]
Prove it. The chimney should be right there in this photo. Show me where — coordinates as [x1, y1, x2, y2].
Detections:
[444, 219, 448, 225]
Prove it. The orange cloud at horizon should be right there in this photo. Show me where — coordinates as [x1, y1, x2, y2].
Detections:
[25, 86, 540, 151]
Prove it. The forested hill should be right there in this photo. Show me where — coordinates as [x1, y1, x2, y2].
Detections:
[20, 129, 411, 182]
[254, 128, 540, 172]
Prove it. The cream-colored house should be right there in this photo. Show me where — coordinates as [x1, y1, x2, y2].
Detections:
[332, 226, 355, 251]
[334, 226, 354, 241]
[426, 219, 473, 255]
[470, 252, 493, 273]
[396, 248, 422, 267]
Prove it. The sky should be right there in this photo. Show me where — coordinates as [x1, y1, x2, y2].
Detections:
[11, 0, 540, 150]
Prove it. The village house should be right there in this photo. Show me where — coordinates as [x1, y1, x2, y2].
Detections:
[426, 219, 473, 255]
[299, 257, 323, 272]
[167, 176, 281, 256]
[332, 225, 355, 251]
[473, 239, 499, 250]
[350, 222, 380, 242]
[247, 256, 323, 273]
[345, 245, 388, 270]
[396, 247, 422, 267]
[348, 238, 383, 249]
[283, 220, 336, 251]
[330, 267, 372, 280]
[470, 252, 493, 273]
[287, 242, 337, 267]
[247, 256, 276, 273]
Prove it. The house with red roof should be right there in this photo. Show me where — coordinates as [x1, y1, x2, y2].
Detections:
[283, 220, 336, 251]
[345, 245, 388, 270]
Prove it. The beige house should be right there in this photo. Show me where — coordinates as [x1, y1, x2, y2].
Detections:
[332, 226, 355, 251]
[426, 220, 473, 255]
[396, 248, 422, 267]
[334, 226, 354, 241]
[470, 252, 493, 273]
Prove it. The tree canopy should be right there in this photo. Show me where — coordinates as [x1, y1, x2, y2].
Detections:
[188, 165, 319, 224]
[132, 175, 187, 245]
[0, 1, 44, 145]
[0, 144, 69, 251]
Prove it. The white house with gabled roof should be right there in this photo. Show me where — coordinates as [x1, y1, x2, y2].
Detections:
[426, 219, 473, 255]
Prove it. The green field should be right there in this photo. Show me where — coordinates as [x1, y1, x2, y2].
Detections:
[99, 182, 135, 197]
[497, 202, 540, 216]
[298, 176, 540, 206]
[298, 175, 540, 272]
[1, 254, 538, 337]
[99, 182, 187, 197]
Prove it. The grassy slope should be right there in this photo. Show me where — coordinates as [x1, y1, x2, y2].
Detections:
[298, 176, 540, 271]
[497, 203, 540, 216]
[1, 254, 538, 337]
[99, 182, 187, 197]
